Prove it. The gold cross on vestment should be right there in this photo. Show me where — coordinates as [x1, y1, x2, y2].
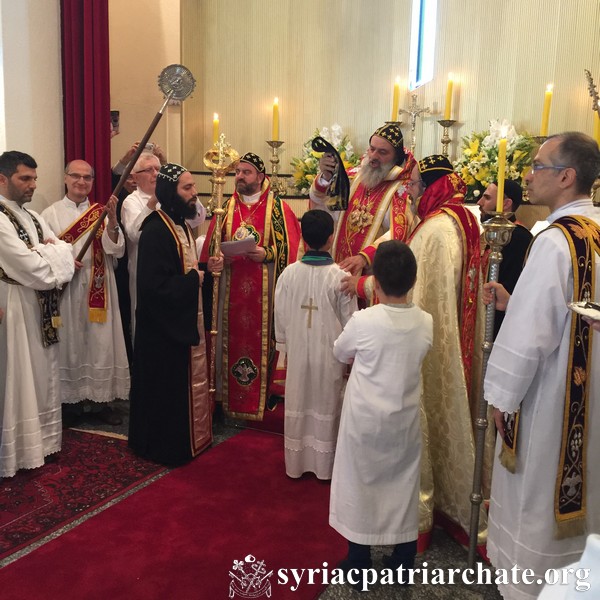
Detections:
[301, 297, 318, 328]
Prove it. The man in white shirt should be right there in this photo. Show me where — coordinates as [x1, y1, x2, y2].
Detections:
[120, 152, 161, 337]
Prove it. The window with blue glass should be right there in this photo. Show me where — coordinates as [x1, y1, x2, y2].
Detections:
[409, 0, 437, 90]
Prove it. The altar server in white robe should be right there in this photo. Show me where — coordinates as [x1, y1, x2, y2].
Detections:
[484, 132, 600, 600]
[275, 210, 357, 480]
[41, 160, 130, 413]
[0, 151, 75, 478]
[330, 240, 432, 587]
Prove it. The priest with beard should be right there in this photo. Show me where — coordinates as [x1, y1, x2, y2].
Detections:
[200, 153, 301, 421]
[309, 122, 416, 277]
[128, 163, 219, 466]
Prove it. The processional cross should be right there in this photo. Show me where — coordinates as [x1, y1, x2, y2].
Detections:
[301, 298, 318, 328]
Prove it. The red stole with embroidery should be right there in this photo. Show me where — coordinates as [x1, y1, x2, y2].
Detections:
[440, 202, 481, 388]
[59, 202, 107, 323]
[201, 183, 300, 419]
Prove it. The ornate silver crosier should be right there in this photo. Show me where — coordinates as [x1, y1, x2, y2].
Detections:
[585, 69, 600, 204]
[75, 64, 196, 263]
[204, 135, 240, 401]
[467, 212, 515, 568]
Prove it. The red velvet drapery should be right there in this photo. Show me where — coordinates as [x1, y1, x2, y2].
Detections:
[60, 0, 111, 205]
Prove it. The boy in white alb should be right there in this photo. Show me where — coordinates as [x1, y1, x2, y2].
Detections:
[330, 240, 433, 589]
[275, 210, 357, 479]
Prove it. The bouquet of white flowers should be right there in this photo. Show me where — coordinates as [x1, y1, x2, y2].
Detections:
[453, 119, 536, 202]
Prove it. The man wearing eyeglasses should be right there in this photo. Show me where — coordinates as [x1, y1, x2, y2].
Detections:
[121, 152, 162, 337]
[483, 132, 600, 600]
[41, 159, 130, 427]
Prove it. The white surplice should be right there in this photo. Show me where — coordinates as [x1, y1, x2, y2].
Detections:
[41, 197, 130, 404]
[274, 259, 357, 479]
[121, 188, 154, 336]
[0, 197, 75, 477]
[330, 303, 433, 545]
[484, 199, 600, 600]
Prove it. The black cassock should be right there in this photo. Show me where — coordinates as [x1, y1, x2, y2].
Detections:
[128, 211, 212, 466]
[492, 221, 533, 338]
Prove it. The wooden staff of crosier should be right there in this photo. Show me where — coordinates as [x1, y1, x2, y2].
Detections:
[203, 136, 239, 402]
[75, 64, 196, 262]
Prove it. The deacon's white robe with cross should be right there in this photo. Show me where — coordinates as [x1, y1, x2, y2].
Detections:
[0, 198, 74, 478]
[330, 303, 433, 544]
[484, 199, 600, 600]
[274, 259, 357, 479]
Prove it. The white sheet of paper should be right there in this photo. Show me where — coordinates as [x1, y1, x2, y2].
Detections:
[221, 237, 257, 257]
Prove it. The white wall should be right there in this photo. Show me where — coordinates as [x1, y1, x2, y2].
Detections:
[108, 0, 181, 167]
[178, 0, 600, 169]
[0, 0, 64, 213]
[2, 0, 598, 214]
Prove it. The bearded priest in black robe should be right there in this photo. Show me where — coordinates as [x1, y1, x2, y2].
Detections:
[128, 163, 219, 465]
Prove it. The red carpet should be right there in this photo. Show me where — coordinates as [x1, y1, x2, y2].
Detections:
[0, 430, 346, 600]
[244, 400, 285, 434]
[0, 429, 166, 561]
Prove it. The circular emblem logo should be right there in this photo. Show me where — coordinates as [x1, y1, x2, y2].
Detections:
[229, 554, 273, 598]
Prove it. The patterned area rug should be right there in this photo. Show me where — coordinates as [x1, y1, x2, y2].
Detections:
[0, 430, 346, 600]
[0, 429, 166, 561]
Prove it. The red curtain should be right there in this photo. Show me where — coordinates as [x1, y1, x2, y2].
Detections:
[61, 0, 111, 205]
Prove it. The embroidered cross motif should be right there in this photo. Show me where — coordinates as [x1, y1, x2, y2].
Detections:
[94, 272, 105, 289]
[231, 357, 258, 386]
[301, 297, 318, 328]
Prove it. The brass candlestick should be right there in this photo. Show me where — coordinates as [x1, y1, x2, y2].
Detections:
[467, 211, 516, 569]
[204, 134, 240, 402]
[399, 93, 430, 154]
[437, 119, 457, 158]
[266, 140, 286, 197]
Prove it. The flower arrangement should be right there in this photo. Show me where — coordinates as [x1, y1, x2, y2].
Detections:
[290, 124, 361, 195]
[453, 119, 537, 202]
